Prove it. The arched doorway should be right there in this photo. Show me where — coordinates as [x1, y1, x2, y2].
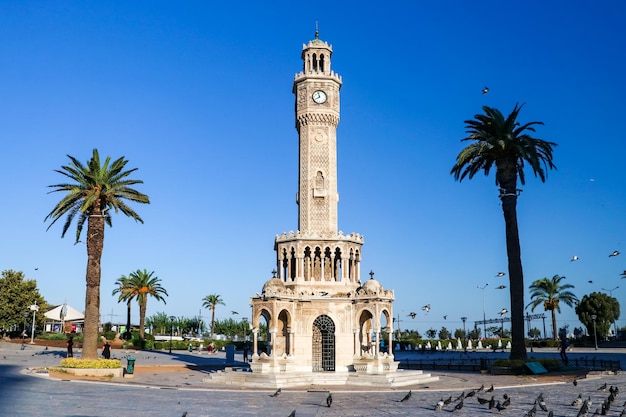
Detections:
[312, 315, 335, 371]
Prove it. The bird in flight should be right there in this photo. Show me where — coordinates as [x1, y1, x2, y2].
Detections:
[588, 280, 593, 284]
[422, 304, 431, 313]
[231, 311, 239, 315]
[496, 272, 506, 277]
[571, 255, 579, 262]
[443, 315, 448, 320]
[482, 86, 489, 95]
[499, 308, 508, 316]
[496, 285, 506, 289]
[609, 250, 620, 257]
[408, 312, 417, 319]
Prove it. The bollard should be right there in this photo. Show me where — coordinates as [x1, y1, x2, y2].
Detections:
[126, 357, 136, 374]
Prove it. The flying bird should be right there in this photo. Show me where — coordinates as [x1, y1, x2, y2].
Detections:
[270, 388, 282, 397]
[589, 280, 594, 284]
[499, 308, 508, 316]
[496, 285, 507, 289]
[400, 390, 412, 402]
[408, 312, 417, 319]
[482, 86, 489, 95]
[326, 393, 332, 407]
[496, 272, 506, 277]
[443, 315, 448, 320]
[571, 255, 579, 262]
[231, 311, 239, 315]
[422, 304, 431, 313]
[610, 251, 620, 257]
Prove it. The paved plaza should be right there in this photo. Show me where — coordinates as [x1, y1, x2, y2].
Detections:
[1, 341, 625, 416]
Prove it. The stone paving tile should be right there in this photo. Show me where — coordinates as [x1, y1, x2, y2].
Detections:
[2, 341, 625, 416]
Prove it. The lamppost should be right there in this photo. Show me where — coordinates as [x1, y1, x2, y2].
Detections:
[477, 283, 488, 338]
[591, 314, 598, 350]
[602, 286, 619, 338]
[526, 312, 533, 352]
[29, 302, 39, 344]
[461, 316, 467, 338]
[169, 315, 176, 354]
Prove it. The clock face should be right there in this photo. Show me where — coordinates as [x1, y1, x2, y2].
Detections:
[312, 90, 327, 104]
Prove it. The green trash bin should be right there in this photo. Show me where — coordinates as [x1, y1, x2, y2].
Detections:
[127, 357, 136, 374]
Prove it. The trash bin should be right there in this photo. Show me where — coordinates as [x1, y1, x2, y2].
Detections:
[188, 343, 193, 352]
[126, 357, 136, 374]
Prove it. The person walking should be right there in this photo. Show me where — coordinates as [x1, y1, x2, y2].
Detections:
[559, 331, 569, 365]
[102, 341, 111, 359]
[66, 336, 74, 358]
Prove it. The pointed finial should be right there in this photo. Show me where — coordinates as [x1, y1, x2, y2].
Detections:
[369, 270, 375, 280]
[315, 21, 319, 39]
[271, 269, 277, 278]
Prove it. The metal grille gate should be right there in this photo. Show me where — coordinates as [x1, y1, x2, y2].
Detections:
[312, 315, 335, 372]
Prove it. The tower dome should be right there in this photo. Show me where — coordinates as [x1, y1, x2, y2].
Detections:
[362, 271, 383, 293]
[262, 277, 285, 294]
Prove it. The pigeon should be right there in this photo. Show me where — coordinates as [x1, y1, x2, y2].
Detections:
[270, 388, 282, 397]
[503, 393, 509, 400]
[400, 390, 412, 402]
[443, 315, 448, 320]
[181, 413, 187, 417]
[287, 410, 296, 417]
[477, 396, 490, 405]
[573, 379, 578, 386]
[466, 390, 476, 398]
[482, 86, 489, 95]
[610, 251, 620, 257]
[454, 392, 465, 402]
[547, 411, 554, 417]
[486, 384, 494, 393]
[496, 285, 507, 289]
[443, 396, 452, 406]
[422, 304, 431, 313]
[454, 400, 464, 411]
[537, 398, 548, 412]
[599, 383, 608, 391]
[435, 399, 444, 411]
[489, 396, 496, 409]
[571, 255, 579, 262]
[496, 272, 506, 277]
[499, 308, 508, 316]
[326, 393, 332, 407]
[477, 384, 485, 392]
[408, 312, 417, 319]
[572, 394, 583, 407]
[495, 400, 507, 412]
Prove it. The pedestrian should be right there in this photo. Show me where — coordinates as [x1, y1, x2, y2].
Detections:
[102, 341, 111, 359]
[66, 336, 74, 358]
[559, 331, 569, 364]
[243, 345, 249, 362]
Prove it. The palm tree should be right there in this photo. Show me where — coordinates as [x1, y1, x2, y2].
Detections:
[527, 275, 578, 340]
[45, 149, 149, 359]
[126, 269, 168, 339]
[202, 294, 225, 339]
[451, 104, 557, 360]
[112, 275, 133, 340]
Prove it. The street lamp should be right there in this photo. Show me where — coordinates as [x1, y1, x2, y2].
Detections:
[169, 315, 176, 354]
[461, 316, 467, 339]
[477, 283, 488, 338]
[591, 314, 598, 350]
[602, 286, 619, 338]
[526, 312, 533, 352]
[29, 302, 39, 344]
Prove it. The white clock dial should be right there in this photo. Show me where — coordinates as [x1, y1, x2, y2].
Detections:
[312, 90, 327, 104]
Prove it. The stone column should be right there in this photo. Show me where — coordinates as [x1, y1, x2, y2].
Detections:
[374, 329, 380, 358]
[288, 329, 295, 356]
[387, 327, 393, 357]
[252, 328, 259, 358]
[269, 328, 277, 357]
[352, 329, 358, 356]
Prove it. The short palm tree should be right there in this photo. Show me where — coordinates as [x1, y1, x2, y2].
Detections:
[527, 274, 578, 340]
[126, 269, 168, 339]
[45, 149, 149, 359]
[202, 294, 225, 339]
[112, 275, 134, 339]
[451, 104, 557, 360]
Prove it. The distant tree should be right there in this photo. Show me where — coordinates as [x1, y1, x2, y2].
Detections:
[438, 327, 451, 340]
[202, 294, 225, 338]
[451, 104, 556, 360]
[575, 292, 620, 339]
[454, 328, 466, 339]
[146, 312, 170, 334]
[528, 327, 541, 338]
[527, 274, 578, 339]
[425, 328, 437, 339]
[0, 270, 47, 337]
[469, 328, 481, 339]
[126, 269, 168, 339]
[45, 149, 149, 359]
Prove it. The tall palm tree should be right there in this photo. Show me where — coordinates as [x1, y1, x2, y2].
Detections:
[45, 149, 149, 359]
[527, 274, 578, 340]
[202, 294, 225, 339]
[451, 104, 557, 360]
[112, 275, 133, 340]
[126, 269, 168, 339]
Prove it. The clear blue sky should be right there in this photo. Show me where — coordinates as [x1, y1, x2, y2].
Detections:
[1, 2, 625, 337]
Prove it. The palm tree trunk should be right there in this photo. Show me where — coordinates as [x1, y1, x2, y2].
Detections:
[211, 307, 216, 339]
[124, 299, 132, 340]
[551, 309, 558, 340]
[501, 193, 528, 360]
[139, 299, 147, 339]
[83, 215, 105, 360]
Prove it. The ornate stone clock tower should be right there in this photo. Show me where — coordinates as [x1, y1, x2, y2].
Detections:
[233, 31, 433, 388]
